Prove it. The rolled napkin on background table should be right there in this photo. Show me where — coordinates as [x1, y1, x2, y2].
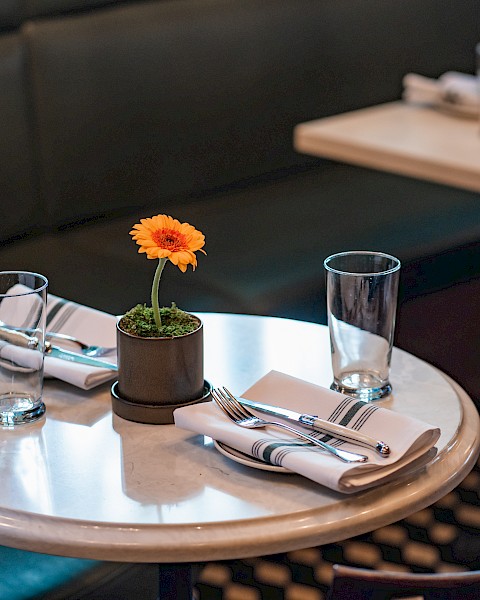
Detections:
[402, 71, 479, 119]
[0, 288, 117, 390]
[174, 370, 441, 494]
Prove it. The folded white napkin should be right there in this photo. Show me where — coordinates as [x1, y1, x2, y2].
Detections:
[0, 286, 117, 390]
[174, 370, 440, 494]
[403, 71, 479, 118]
[44, 294, 117, 389]
[0, 342, 43, 372]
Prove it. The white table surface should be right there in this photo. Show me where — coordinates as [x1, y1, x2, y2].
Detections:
[294, 101, 480, 193]
[0, 313, 478, 563]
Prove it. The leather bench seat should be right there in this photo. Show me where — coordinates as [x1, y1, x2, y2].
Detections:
[4, 163, 480, 324]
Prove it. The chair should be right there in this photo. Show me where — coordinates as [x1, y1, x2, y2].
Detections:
[326, 564, 480, 600]
[0, 546, 157, 600]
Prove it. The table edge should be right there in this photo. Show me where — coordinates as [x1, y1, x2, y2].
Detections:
[0, 374, 477, 562]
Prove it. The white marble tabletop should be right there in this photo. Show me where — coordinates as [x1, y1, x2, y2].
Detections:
[0, 313, 478, 563]
[294, 101, 480, 193]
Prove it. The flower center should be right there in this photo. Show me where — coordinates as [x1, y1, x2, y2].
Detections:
[152, 228, 187, 251]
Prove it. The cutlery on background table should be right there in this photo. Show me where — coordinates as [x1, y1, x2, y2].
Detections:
[45, 331, 116, 357]
[238, 396, 390, 456]
[45, 342, 117, 370]
[0, 325, 117, 370]
[0, 321, 115, 357]
[212, 387, 369, 464]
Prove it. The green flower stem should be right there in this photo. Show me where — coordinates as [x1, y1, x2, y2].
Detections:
[151, 257, 167, 329]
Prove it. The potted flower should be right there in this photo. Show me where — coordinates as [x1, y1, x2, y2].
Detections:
[111, 214, 210, 424]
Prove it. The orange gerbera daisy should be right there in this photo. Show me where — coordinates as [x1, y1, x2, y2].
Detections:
[130, 214, 206, 329]
[130, 214, 206, 272]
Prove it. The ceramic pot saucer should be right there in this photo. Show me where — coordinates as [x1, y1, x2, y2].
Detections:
[111, 379, 212, 424]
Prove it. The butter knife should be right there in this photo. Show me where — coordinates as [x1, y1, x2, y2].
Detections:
[0, 326, 117, 370]
[238, 397, 390, 456]
[45, 342, 118, 370]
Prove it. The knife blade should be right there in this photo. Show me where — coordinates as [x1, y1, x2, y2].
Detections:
[238, 397, 390, 456]
[46, 342, 118, 370]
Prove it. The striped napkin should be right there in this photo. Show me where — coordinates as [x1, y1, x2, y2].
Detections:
[174, 370, 441, 493]
[43, 294, 118, 389]
[0, 287, 117, 390]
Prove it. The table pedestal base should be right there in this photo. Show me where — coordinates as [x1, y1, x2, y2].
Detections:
[158, 563, 195, 600]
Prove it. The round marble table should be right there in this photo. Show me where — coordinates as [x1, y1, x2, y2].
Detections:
[0, 314, 478, 568]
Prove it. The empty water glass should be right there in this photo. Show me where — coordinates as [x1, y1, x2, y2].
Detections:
[0, 271, 48, 426]
[324, 251, 401, 401]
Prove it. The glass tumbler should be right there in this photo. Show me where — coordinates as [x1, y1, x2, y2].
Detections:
[324, 251, 401, 401]
[0, 271, 48, 426]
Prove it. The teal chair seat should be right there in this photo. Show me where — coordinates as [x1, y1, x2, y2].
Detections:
[0, 546, 152, 599]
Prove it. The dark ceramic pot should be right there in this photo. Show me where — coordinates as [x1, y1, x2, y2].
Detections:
[111, 314, 211, 424]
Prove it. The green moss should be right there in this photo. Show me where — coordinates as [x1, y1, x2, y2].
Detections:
[119, 303, 199, 338]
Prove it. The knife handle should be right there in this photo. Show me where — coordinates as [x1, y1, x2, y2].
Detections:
[299, 414, 390, 456]
[0, 325, 39, 349]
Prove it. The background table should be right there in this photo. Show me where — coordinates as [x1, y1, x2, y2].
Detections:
[0, 314, 478, 568]
[294, 101, 480, 192]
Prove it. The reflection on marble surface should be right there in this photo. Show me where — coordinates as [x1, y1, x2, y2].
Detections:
[43, 379, 111, 426]
[0, 314, 477, 562]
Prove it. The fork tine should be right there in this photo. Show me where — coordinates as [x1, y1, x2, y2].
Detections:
[222, 388, 252, 419]
[216, 388, 245, 420]
[212, 388, 243, 422]
[211, 389, 233, 419]
[211, 388, 221, 406]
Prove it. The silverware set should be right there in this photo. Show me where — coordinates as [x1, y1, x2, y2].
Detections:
[212, 387, 369, 464]
[44, 342, 118, 370]
[0, 322, 115, 358]
[0, 325, 117, 370]
[44, 331, 116, 357]
[238, 395, 390, 456]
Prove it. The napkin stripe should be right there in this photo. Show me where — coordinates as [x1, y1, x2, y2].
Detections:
[337, 401, 370, 427]
[308, 427, 353, 448]
[328, 397, 356, 422]
[46, 298, 69, 326]
[350, 405, 379, 430]
[21, 296, 43, 329]
[51, 303, 77, 332]
[252, 439, 307, 466]
[310, 431, 346, 448]
[253, 438, 339, 466]
[274, 444, 321, 464]
[47, 301, 78, 332]
[314, 400, 378, 447]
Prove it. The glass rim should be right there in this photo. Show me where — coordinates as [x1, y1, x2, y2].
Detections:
[324, 250, 401, 277]
[0, 271, 49, 297]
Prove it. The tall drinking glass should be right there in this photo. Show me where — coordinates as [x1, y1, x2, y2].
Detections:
[324, 251, 401, 401]
[0, 271, 48, 426]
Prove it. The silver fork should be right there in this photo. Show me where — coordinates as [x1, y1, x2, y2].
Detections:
[212, 388, 368, 464]
[45, 332, 116, 357]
